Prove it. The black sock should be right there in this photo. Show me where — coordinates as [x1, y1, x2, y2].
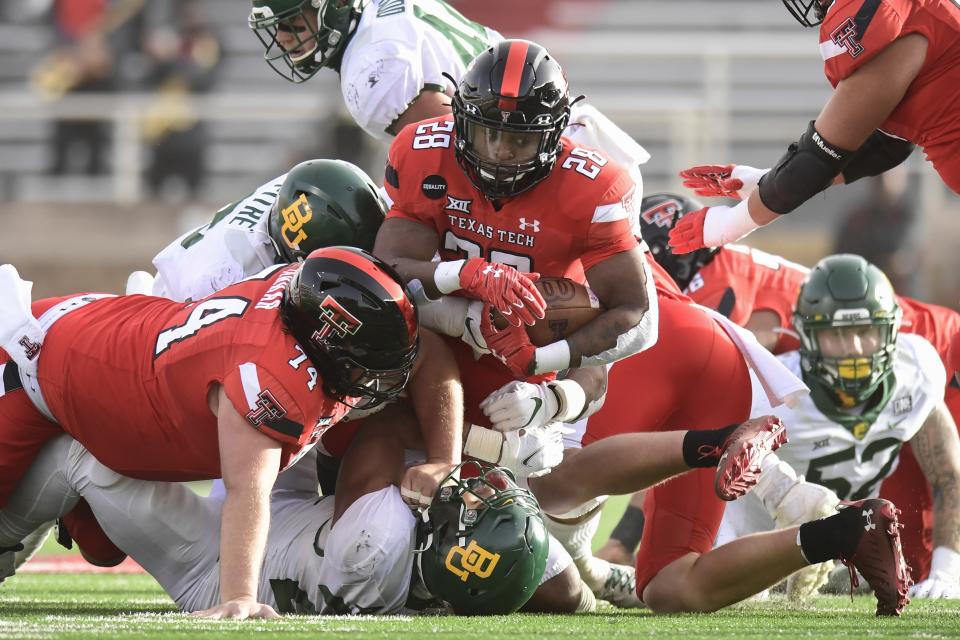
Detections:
[798, 508, 862, 563]
[681, 424, 739, 468]
[609, 505, 645, 551]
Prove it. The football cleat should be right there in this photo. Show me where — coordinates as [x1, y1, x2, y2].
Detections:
[838, 498, 912, 616]
[714, 415, 788, 501]
[575, 554, 646, 609]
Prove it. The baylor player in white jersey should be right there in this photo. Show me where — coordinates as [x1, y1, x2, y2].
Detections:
[0, 409, 553, 615]
[719, 255, 960, 600]
[248, 0, 650, 189]
[148, 159, 387, 302]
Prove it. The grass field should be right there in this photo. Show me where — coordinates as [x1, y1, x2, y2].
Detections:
[5, 496, 960, 639]
[4, 574, 960, 640]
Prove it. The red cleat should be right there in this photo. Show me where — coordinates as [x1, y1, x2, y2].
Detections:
[839, 498, 912, 617]
[713, 415, 788, 501]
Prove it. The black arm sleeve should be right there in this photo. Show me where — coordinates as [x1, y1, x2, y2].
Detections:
[841, 130, 916, 184]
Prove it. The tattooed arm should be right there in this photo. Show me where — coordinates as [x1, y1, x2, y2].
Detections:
[911, 401, 960, 553]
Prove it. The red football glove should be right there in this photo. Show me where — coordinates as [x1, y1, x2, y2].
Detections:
[679, 164, 743, 198]
[458, 259, 545, 327]
[667, 206, 708, 254]
[480, 303, 537, 378]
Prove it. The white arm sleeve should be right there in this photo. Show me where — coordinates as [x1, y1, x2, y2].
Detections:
[579, 257, 659, 367]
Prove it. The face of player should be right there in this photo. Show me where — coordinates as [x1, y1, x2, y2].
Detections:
[469, 123, 542, 165]
[815, 325, 884, 359]
[275, 12, 319, 62]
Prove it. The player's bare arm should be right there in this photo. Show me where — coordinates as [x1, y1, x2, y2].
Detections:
[568, 247, 651, 366]
[386, 88, 452, 137]
[744, 309, 784, 352]
[744, 32, 929, 226]
[374, 217, 444, 297]
[671, 33, 928, 254]
[400, 329, 464, 504]
[191, 385, 281, 620]
[911, 401, 960, 555]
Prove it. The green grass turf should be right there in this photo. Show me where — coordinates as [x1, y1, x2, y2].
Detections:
[4, 573, 960, 639]
[17, 495, 960, 638]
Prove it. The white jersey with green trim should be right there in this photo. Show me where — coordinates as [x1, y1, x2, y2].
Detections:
[340, 0, 499, 141]
[151, 174, 286, 302]
[750, 332, 945, 502]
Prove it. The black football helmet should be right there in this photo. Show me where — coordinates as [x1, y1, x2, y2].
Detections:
[280, 246, 419, 409]
[637, 193, 718, 290]
[415, 461, 548, 615]
[782, 0, 834, 27]
[452, 39, 572, 199]
[267, 158, 387, 262]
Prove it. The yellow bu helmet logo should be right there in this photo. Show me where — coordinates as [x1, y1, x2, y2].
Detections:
[281, 193, 314, 250]
[444, 540, 501, 582]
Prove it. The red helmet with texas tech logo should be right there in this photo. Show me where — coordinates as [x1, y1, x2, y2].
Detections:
[637, 193, 718, 290]
[280, 246, 419, 409]
[452, 39, 572, 199]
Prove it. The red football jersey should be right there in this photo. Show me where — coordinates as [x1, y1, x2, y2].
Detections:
[820, 0, 960, 191]
[684, 245, 809, 353]
[686, 244, 960, 372]
[35, 265, 349, 480]
[385, 116, 640, 281]
[898, 294, 960, 365]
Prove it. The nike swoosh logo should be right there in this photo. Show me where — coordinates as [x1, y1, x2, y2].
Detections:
[888, 418, 906, 429]
[313, 518, 331, 558]
[522, 447, 545, 467]
[464, 317, 485, 349]
[521, 398, 543, 428]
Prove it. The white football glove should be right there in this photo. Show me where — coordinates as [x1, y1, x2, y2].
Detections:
[415, 296, 491, 357]
[463, 424, 566, 478]
[480, 379, 587, 432]
[909, 547, 960, 599]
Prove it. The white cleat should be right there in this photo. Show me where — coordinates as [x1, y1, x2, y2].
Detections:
[575, 554, 646, 609]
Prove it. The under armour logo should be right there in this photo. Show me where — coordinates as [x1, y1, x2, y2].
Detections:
[831, 18, 863, 58]
[245, 389, 287, 427]
[18, 336, 41, 361]
[482, 265, 503, 278]
[445, 196, 472, 214]
[862, 508, 876, 531]
[518, 218, 540, 232]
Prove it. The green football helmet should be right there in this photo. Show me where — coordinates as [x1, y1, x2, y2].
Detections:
[267, 159, 387, 262]
[248, 0, 365, 82]
[415, 461, 548, 616]
[794, 254, 902, 407]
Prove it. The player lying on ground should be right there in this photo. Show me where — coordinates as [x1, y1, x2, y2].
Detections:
[0, 248, 456, 620]
[635, 192, 960, 584]
[667, 0, 960, 253]
[719, 254, 960, 601]
[0, 410, 549, 616]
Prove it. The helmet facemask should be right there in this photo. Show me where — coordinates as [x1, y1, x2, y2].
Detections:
[453, 98, 568, 199]
[249, 0, 363, 82]
[782, 0, 833, 27]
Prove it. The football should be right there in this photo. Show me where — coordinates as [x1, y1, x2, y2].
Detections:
[493, 277, 605, 346]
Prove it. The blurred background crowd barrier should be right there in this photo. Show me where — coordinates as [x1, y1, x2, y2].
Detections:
[0, 0, 957, 304]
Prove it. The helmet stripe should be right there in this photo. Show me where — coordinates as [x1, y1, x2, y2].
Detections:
[498, 40, 529, 110]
